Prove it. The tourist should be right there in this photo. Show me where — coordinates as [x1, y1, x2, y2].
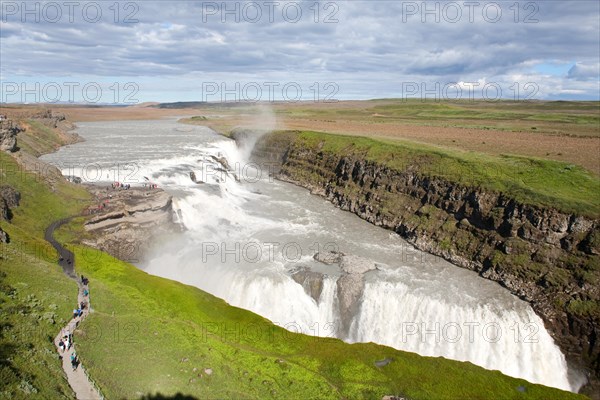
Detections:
[83, 289, 89, 297]
[58, 339, 65, 352]
[70, 353, 78, 371]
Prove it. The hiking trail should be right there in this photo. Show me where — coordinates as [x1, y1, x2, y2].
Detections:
[46, 219, 103, 400]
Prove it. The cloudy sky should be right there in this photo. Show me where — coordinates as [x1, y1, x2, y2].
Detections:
[1, 0, 599, 103]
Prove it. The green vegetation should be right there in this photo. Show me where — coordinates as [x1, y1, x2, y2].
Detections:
[17, 120, 67, 157]
[282, 99, 600, 137]
[0, 151, 89, 398]
[567, 300, 600, 317]
[293, 130, 600, 217]
[0, 247, 77, 399]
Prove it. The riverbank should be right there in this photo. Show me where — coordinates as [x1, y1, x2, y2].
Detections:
[236, 129, 600, 397]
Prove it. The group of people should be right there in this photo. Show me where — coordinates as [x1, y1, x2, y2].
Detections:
[73, 299, 87, 318]
[58, 331, 79, 370]
[58, 276, 91, 371]
[143, 182, 158, 189]
[111, 182, 131, 190]
[58, 332, 73, 353]
[76, 276, 90, 318]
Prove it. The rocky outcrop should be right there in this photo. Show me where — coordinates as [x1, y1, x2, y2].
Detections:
[315, 251, 377, 336]
[82, 186, 178, 263]
[0, 119, 22, 152]
[0, 185, 20, 221]
[244, 131, 600, 395]
[291, 251, 377, 337]
[290, 266, 324, 303]
[0, 227, 8, 243]
[0, 185, 20, 245]
[190, 171, 204, 184]
[31, 109, 67, 128]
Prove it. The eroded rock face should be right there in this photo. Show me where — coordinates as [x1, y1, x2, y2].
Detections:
[289, 251, 379, 337]
[83, 186, 178, 262]
[0, 119, 21, 152]
[27, 109, 68, 129]
[335, 273, 365, 335]
[0, 186, 20, 221]
[311, 251, 378, 337]
[290, 266, 324, 303]
[0, 227, 8, 243]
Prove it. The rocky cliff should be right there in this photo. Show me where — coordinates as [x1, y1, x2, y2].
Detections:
[0, 185, 21, 244]
[82, 185, 178, 263]
[0, 119, 22, 152]
[292, 251, 379, 337]
[237, 130, 600, 396]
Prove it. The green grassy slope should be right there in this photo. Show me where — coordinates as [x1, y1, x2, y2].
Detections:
[294, 131, 600, 217]
[0, 150, 90, 398]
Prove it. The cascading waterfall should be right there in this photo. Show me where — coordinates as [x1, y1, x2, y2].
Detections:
[349, 277, 573, 389]
[41, 119, 583, 392]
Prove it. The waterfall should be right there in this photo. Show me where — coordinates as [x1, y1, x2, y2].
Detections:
[141, 139, 579, 392]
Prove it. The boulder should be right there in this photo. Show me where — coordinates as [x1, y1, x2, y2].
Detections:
[290, 266, 324, 303]
[0, 186, 20, 221]
[0, 119, 21, 152]
[339, 254, 377, 274]
[313, 250, 343, 264]
[0, 227, 8, 243]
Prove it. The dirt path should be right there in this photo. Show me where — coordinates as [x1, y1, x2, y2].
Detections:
[46, 219, 103, 400]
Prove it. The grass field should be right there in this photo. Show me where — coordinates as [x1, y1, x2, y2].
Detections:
[279, 100, 600, 137]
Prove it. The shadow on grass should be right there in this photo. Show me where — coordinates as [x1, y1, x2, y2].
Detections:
[137, 394, 199, 400]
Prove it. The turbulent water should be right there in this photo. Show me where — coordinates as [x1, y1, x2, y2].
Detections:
[42, 119, 583, 392]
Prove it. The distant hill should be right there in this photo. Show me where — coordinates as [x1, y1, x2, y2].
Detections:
[154, 101, 252, 109]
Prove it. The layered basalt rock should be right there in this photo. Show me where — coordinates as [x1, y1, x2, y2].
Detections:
[82, 186, 178, 263]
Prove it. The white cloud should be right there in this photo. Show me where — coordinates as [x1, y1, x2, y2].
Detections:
[568, 62, 600, 81]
